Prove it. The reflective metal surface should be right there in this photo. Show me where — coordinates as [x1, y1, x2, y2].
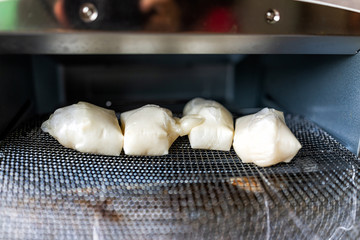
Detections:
[3, 0, 360, 33]
[296, 0, 360, 13]
[79, 3, 98, 23]
[266, 9, 281, 24]
[0, 0, 359, 53]
[0, 34, 359, 54]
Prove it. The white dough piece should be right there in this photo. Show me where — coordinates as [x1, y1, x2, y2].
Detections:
[233, 108, 302, 167]
[183, 98, 234, 151]
[120, 105, 203, 156]
[41, 102, 124, 156]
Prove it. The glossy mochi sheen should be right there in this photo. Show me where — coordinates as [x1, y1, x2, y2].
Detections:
[183, 98, 234, 151]
[233, 108, 302, 167]
[121, 104, 203, 156]
[41, 101, 124, 156]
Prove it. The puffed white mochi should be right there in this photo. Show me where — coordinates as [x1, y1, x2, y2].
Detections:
[121, 104, 203, 156]
[233, 108, 302, 167]
[41, 101, 124, 156]
[183, 98, 234, 151]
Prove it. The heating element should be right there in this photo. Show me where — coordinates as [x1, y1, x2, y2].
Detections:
[0, 114, 358, 239]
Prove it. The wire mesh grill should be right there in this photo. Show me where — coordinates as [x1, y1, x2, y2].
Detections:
[0, 114, 358, 239]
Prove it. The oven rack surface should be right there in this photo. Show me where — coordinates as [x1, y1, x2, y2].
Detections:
[0, 114, 358, 239]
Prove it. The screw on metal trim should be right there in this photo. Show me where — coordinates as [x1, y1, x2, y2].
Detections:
[266, 9, 280, 24]
[79, 3, 98, 23]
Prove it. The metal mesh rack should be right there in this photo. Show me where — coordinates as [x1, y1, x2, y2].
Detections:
[0, 114, 358, 239]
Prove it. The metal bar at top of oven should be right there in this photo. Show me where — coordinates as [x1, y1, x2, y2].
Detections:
[0, 33, 359, 54]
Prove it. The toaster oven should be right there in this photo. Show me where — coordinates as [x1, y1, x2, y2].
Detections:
[0, 0, 359, 239]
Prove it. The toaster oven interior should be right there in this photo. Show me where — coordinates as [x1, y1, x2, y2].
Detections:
[2, 0, 360, 237]
[0, 53, 359, 239]
[1, 54, 359, 155]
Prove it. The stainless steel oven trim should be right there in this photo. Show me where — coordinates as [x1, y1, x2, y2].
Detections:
[0, 33, 359, 54]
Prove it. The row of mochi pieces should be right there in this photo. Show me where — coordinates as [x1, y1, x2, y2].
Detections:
[41, 98, 302, 167]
